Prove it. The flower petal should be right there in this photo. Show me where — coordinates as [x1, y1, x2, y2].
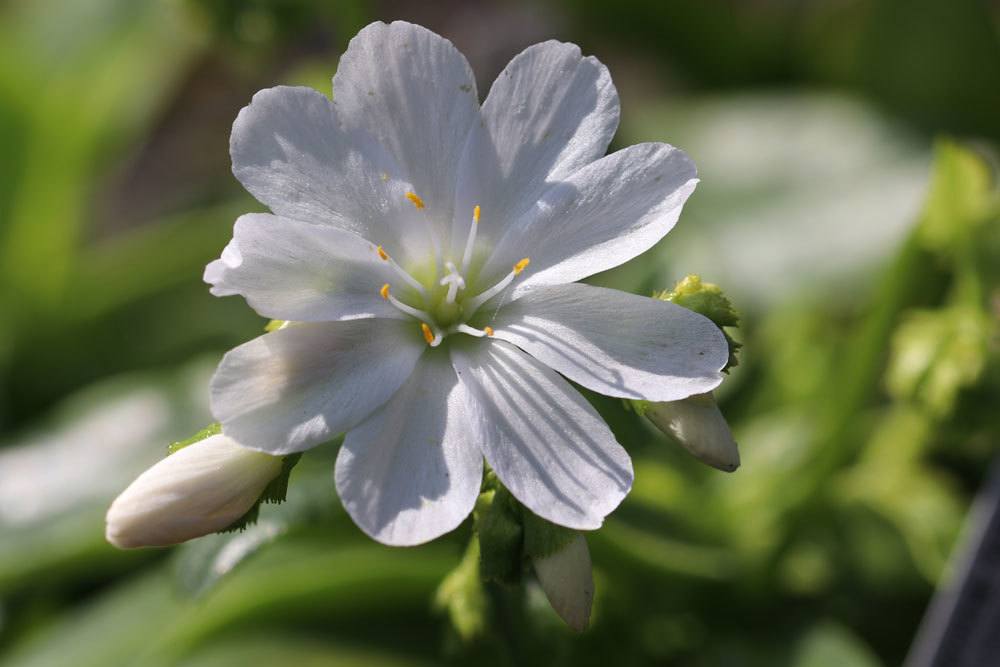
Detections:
[210, 319, 424, 455]
[229, 85, 434, 262]
[335, 352, 482, 546]
[451, 340, 632, 530]
[450, 40, 619, 257]
[333, 21, 480, 244]
[204, 213, 403, 322]
[481, 142, 697, 293]
[491, 283, 726, 401]
[105, 434, 283, 549]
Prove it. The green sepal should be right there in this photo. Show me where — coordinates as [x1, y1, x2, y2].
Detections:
[475, 486, 524, 585]
[434, 537, 487, 641]
[522, 509, 577, 560]
[167, 423, 221, 455]
[623, 398, 651, 417]
[655, 274, 742, 373]
[219, 453, 302, 533]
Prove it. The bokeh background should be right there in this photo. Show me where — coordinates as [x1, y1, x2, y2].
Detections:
[1, 0, 999, 665]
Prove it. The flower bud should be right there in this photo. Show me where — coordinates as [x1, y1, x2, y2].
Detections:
[532, 534, 594, 632]
[645, 392, 740, 472]
[105, 434, 283, 548]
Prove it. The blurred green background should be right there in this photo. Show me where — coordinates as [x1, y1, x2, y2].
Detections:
[1, 0, 998, 665]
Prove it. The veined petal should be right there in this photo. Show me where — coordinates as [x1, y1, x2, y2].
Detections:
[210, 319, 424, 455]
[491, 283, 726, 401]
[451, 40, 619, 257]
[105, 434, 283, 549]
[204, 213, 403, 322]
[482, 142, 697, 293]
[452, 340, 632, 530]
[333, 21, 480, 244]
[230, 85, 434, 262]
[336, 352, 482, 546]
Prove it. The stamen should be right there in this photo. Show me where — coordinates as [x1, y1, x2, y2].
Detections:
[420, 322, 442, 347]
[455, 324, 492, 338]
[375, 246, 426, 296]
[464, 257, 531, 313]
[439, 261, 466, 304]
[460, 204, 481, 275]
[402, 192, 442, 275]
[405, 191, 425, 209]
[380, 284, 435, 321]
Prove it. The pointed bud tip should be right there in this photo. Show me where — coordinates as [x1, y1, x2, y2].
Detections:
[533, 534, 594, 632]
[646, 392, 741, 473]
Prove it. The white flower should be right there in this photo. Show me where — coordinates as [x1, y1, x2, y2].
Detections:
[533, 534, 595, 632]
[205, 21, 728, 546]
[105, 434, 282, 548]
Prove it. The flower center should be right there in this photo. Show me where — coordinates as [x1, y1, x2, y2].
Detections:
[376, 195, 529, 347]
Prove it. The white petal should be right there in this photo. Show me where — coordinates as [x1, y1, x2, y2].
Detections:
[204, 213, 403, 322]
[335, 353, 482, 546]
[229, 85, 434, 262]
[451, 41, 618, 256]
[533, 534, 594, 632]
[333, 21, 479, 244]
[452, 340, 632, 530]
[482, 143, 697, 293]
[645, 392, 740, 472]
[491, 283, 726, 401]
[210, 319, 424, 455]
[105, 434, 282, 549]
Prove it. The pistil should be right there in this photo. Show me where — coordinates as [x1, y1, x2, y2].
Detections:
[439, 261, 466, 304]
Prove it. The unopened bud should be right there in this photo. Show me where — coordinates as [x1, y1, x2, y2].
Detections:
[105, 434, 283, 548]
[532, 534, 594, 632]
[645, 392, 740, 472]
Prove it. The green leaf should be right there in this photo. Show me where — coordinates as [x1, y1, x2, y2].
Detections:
[918, 139, 994, 255]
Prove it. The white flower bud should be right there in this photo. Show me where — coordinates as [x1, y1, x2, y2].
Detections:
[105, 434, 283, 548]
[532, 534, 594, 632]
[645, 391, 740, 472]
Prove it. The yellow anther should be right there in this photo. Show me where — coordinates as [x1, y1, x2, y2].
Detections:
[484, 326, 494, 337]
[376, 245, 389, 261]
[513, 257, 530, 275]
[380, 172, 389, 182]
[473, 205, 481, 224]
[405, 192, 425, 209]
[380, 284, 390, 300]
[421, 322, 434, 345]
